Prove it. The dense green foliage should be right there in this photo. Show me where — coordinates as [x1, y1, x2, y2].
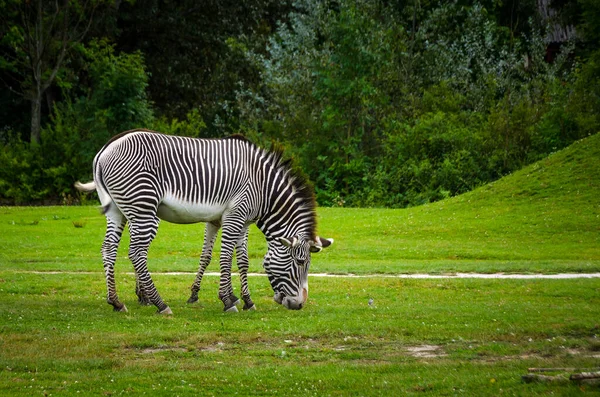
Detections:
[0, 0, 599, 206]
[240, 0, 599, 206]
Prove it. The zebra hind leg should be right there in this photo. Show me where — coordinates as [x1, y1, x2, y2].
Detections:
[102, 216, 128, 312]
[128, 217, 172, 315]
[188, 222, 219, 304]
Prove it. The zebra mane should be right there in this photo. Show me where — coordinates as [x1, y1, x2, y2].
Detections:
[105, 128, 157, 146]
[260, 140, 318, 241]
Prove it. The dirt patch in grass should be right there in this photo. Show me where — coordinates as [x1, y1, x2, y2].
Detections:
[472, 347, 600, 364]
[564, 348, 600, 359]
[198, 343, 225, 352]
[140, 346, 187, 354]
[405, 345, 447, 358]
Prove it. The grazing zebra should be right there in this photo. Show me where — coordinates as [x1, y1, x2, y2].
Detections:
[75, 129, 333, 314]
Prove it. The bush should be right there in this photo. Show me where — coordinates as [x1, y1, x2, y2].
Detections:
[568, 50, 600, 137]
[0, 137, 48, 204]
[0, 41, 154, 203]
[151, 109, 207, 138]
[371, 111, 486, 207]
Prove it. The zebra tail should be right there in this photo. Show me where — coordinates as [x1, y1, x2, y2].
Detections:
[74, 181, 109, 213]
[74, 181, 96, 192]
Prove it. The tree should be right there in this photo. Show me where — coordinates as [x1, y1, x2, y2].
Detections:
[114, 0, 291, 136]
[0, 0, 105, 144]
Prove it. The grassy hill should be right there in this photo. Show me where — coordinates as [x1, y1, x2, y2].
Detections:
[0, 134, 599, 274]
[314, 133, 600, 274]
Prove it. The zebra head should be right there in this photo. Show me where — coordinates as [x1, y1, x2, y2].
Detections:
[264, 236, 333, 310]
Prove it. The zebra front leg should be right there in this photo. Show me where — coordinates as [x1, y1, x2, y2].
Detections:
[129, 218, 172, 315]
[236, 227, 255, 311]
[102, 216, 127, 312]
[188, 222, 219, 304]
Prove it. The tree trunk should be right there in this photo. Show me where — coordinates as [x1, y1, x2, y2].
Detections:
[30, 0, 43, 145]
[45, 88, 57, 116]
[31, 93, 42, 145]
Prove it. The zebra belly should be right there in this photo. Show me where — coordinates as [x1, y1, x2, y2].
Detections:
[157, 195, 227, 224]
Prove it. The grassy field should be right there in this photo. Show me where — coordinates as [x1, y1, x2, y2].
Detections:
[0, 134, 599, 395]
[1, 273, 600, 395]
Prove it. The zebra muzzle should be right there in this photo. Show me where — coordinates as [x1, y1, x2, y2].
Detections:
[282, 288, 308, 310]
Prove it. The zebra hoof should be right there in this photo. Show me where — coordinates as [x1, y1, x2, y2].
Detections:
[187, 296, 198, 304]
[159, 307, 173, 315]
[243, 304, 256, 311]
[113, 304, 128, 313]
[224, 305, 239, 313]
[229, 294, 241, 307]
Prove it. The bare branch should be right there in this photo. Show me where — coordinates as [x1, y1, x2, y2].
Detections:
[42, 0, 98, 92]
[69, 0, 98, 44]
[77, 2, 98, 43]
[20, 2, 35, 72]
[0, 75, 26, 98]
[42, 38, 68, 92]
[38, 0, 67, 71]
[44, 0, 61, 47]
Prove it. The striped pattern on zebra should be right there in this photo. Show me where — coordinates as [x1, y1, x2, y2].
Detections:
[75, 129, 333, 313]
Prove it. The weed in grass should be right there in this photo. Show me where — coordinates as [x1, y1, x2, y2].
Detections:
[72, 220, 86, 228]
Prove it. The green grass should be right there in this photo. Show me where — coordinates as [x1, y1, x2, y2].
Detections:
[1, 273, 600, 395]
[0, 134, 599, 395]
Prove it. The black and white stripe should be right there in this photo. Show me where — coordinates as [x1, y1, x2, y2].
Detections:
[76, 130, 332, 313]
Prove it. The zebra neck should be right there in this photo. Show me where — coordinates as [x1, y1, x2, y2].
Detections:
[255, 186, 315, 242]
[250, 142, 317, 242]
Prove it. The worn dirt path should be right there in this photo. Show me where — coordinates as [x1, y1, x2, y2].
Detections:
[15, 271, 600, 279]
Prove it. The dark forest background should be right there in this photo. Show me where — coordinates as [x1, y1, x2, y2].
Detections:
[1, 0, 598, 207]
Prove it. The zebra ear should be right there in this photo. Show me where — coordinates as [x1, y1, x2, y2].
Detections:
[319, 237, 334, 248]
[278, 236, 299, 248]
[310, 237, 334, 253]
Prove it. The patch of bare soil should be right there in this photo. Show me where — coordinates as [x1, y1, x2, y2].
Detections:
[405, 345, 447, 358]
[476, 347, 600, 364]
[140, 346, 187, 354]
[565, 348, 600, 359]
[199, 344, 224, 352]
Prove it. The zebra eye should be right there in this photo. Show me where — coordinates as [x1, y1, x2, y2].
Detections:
[296, 258, 307, 267]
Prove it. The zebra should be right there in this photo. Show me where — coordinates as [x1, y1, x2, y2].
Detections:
[75, 129, 333, 314]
